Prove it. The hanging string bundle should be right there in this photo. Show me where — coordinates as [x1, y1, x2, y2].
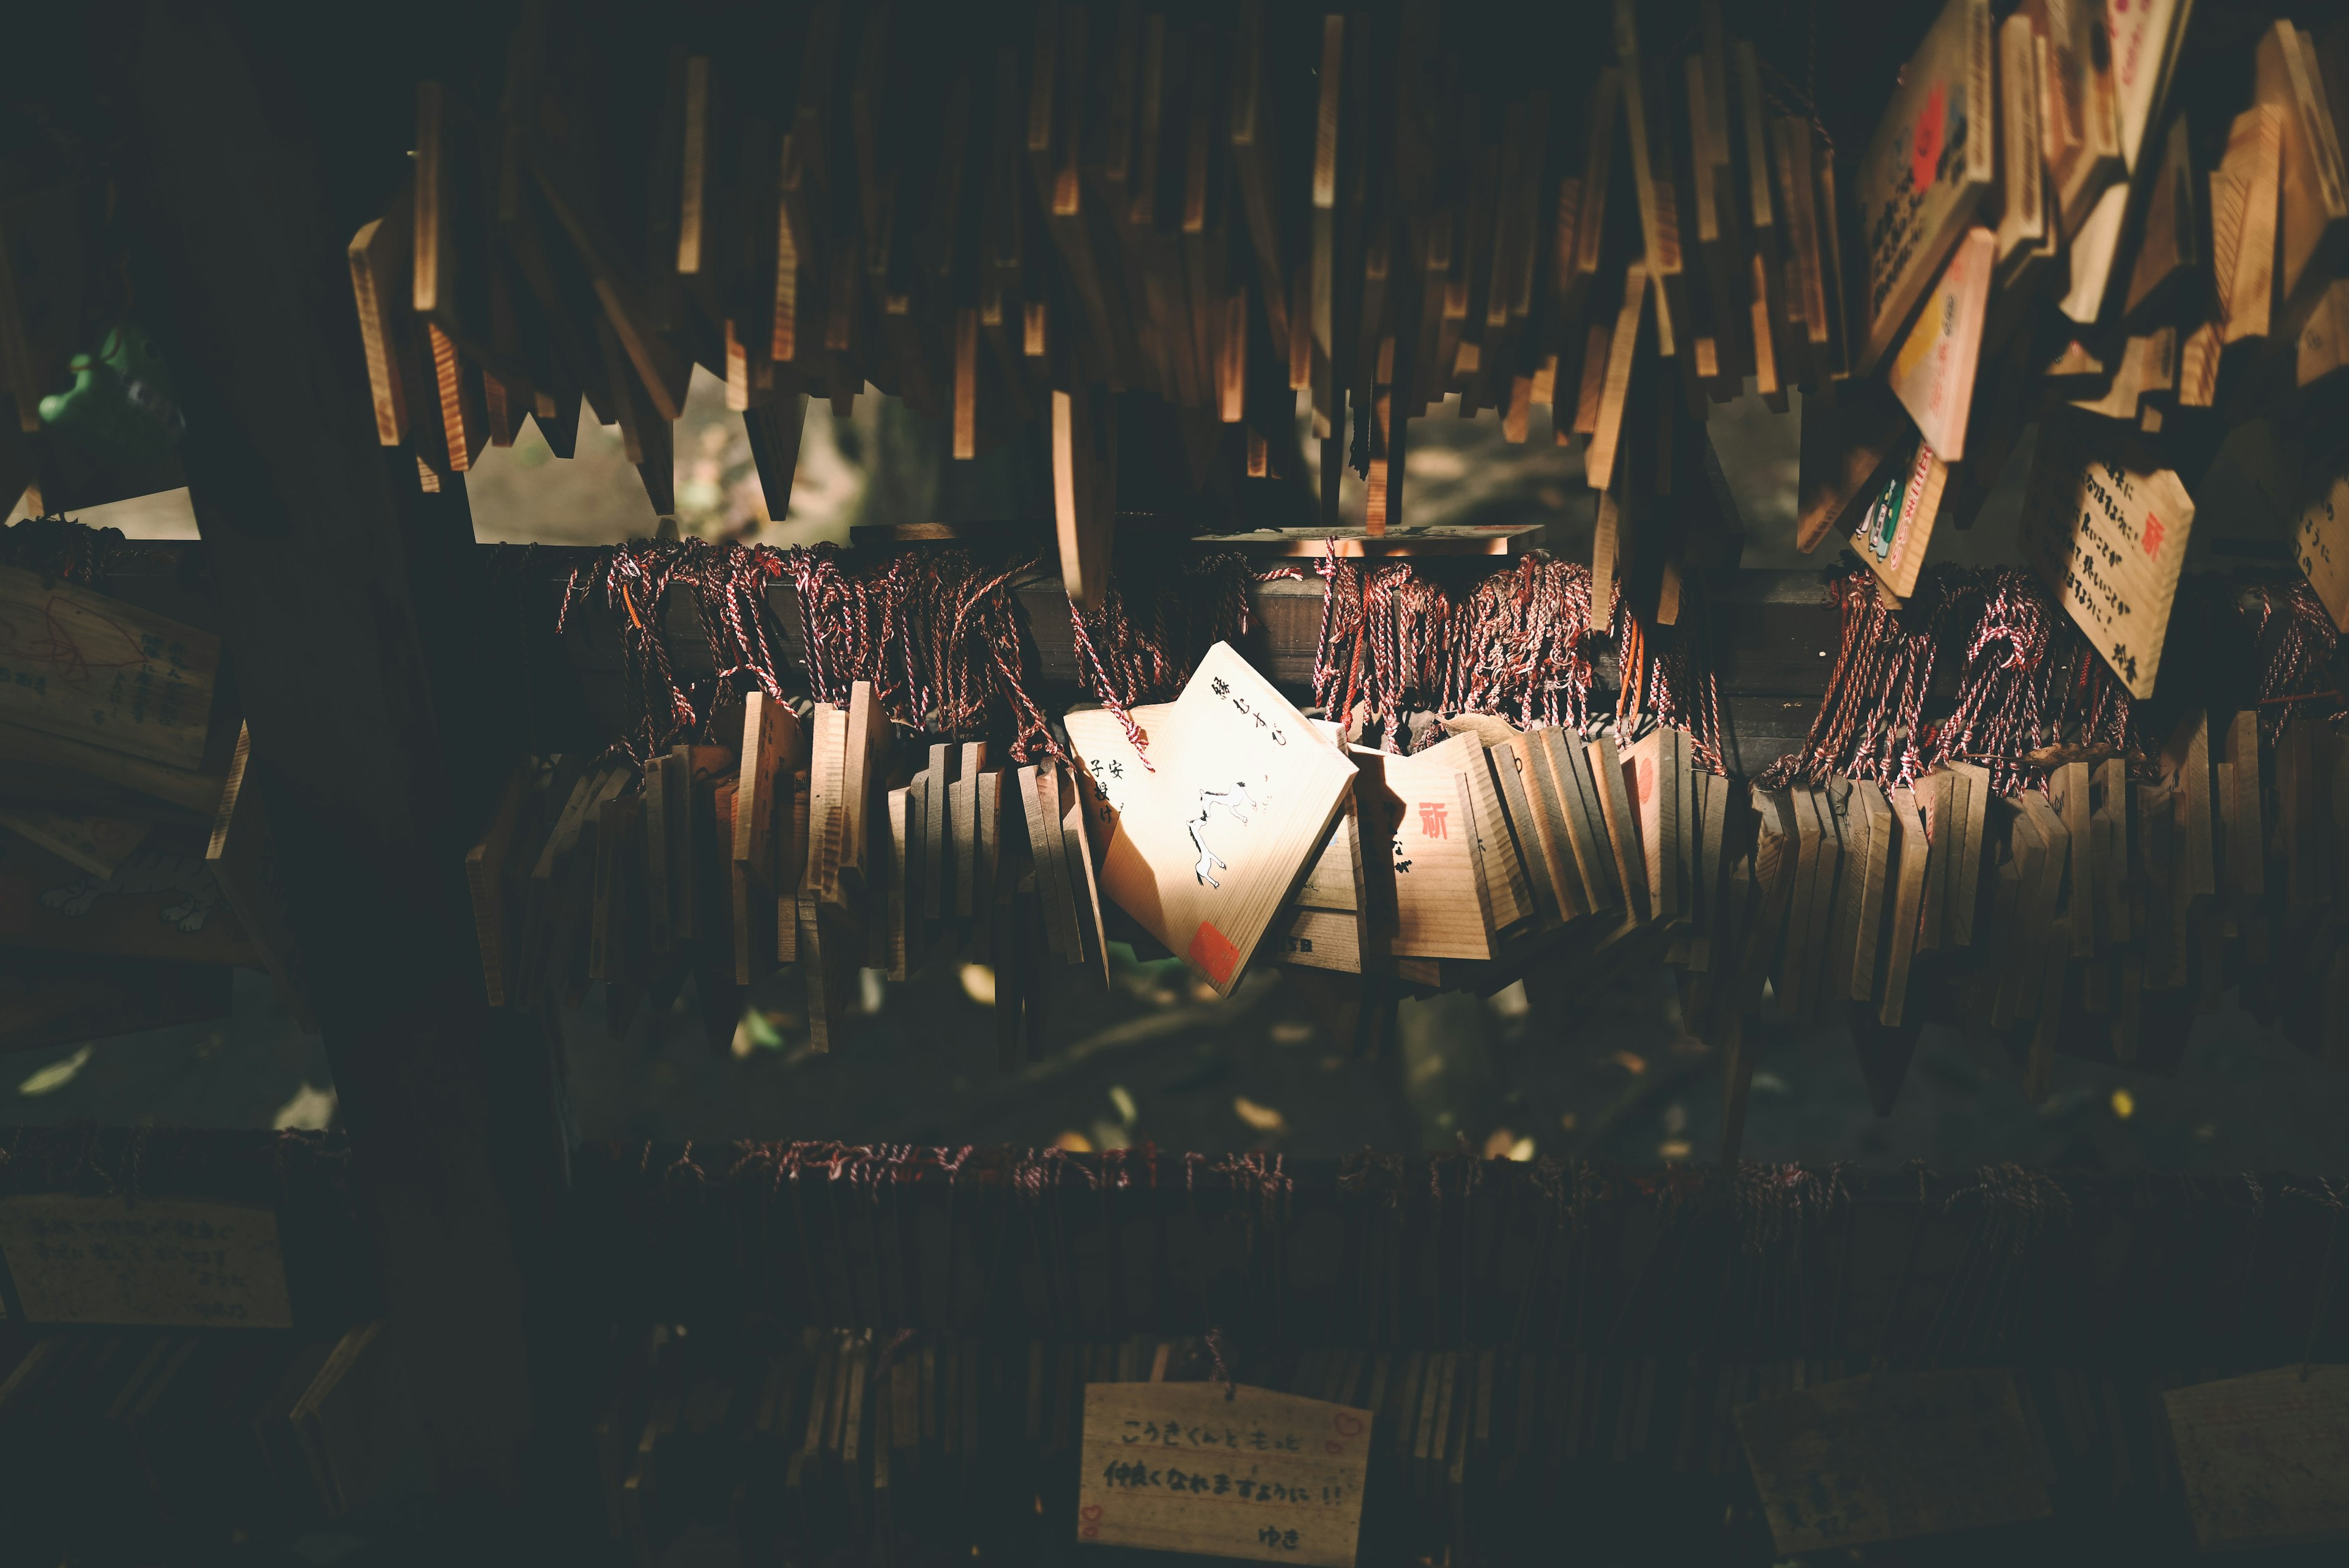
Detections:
[2244, 578, 2344, 742]
[1615, 593, 1728, 775]
[559, 539, 792, 765]
[785, 544, 1067, 763]
[1934, 567, 2140, 794]
[1067, 552, 1272, 756]
[1762, 567, 1975, 791]
[1440, 555, 1603, 735]
[0, 513, 195, 585]
[1308, 559, 1455, 749]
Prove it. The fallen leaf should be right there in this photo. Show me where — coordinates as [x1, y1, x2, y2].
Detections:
[17, 1046, 91, 1098]
[272, 1082, 336, 1132]
[1233, 1095, 1287, 1134]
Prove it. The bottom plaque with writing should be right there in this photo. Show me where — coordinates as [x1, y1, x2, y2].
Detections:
[1734, 1369, 2054, 1554]
[0, 1194, 294, 1328]
[1077, 1380, 1372, 1567]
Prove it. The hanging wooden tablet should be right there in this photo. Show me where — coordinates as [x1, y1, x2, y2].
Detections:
[2221, 713, 2264, 916]
[1499, 734, 1583, 921]
[1847, 781, 1895, 1003]
[2214, 106, 2284, 346]
[1911, 770, 1951, 953]
[1877, 786, 1931, 1027]
[2279, 718, 2321, 912]
[2025, 0, 2123, 240]
[1584, 267, 1647, 494]
[642, 753, 674, 955]
[886, 786, 912, 982]
[838, 680, 887, 888]
[1991, 17, 2047, 288]
[589, 786, 639, 984]
[1279, 806, 1365, 976]
[891, 776, 924, 975]
[1018, 762, 1078, 962]
[2012, 795, 2065, 1027]
[2017, 415, 2195, 700]
[2299, 280, 2349, 390]
[1730, 40, 1791, 410]
[1735, 1370, 2054, 1556]
[2016, 793, 2072, 1083]
[798, 888, 848, 1053]
[1364, 737, 1494, 963]
[347, 185, 414, 447]
[1586, 731, 1649, 926]
[527, 765, 617, 1001]
[2164, 1365, 2349, 1553]
[1612, 1, 1686, 363]
[804, 703, 848, 904]
[1795, 380, 1910, 553]
[1589, 486, 1627, 636]
[2124, 116, 2202, 324]
[1945, 760, 1989, 945]
[1886, 228, 1994, 462]
[1690, 768, 1732, 973]
[1066, 645, 1355, 995]
[0, 568, 220, 773]
[924, 741, 954, 923]
[2050, 760, 2096, 957]
[1852, 0, 1994, 371]
[2257, 21, 2349, 333]
[993, 875, 1027, 1068]
[1724, 793, 1798, 1150]
[1820, 779, 1866, 1011]
[735, 694, 800, 893]
[1627, 728, 1680, 925]
[954, 743, 988, 918]
[192, 723, 307, 1027]
[777, 770, 809, 964]
[1060, 761, 1111, 985]
[973, 770, 1004, 956]
[466, 762, 534, 1009]
[672, 745, 707, 942]
[1438, 726, 1533, 931]
[1777, 784, 1829, 1019]
[1813, 128, 1855, 384]
[1692, 10, 1751, 393]
[1853, 439, 1949, 603]
[2167, 712, 2217, 907]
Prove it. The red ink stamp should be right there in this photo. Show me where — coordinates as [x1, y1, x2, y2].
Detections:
[1187, 921, 1240, 986]
[1912, 83, 1945, 191]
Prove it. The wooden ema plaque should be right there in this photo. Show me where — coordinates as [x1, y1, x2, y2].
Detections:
[1853, 0, 1994, 372]
[2297, 466, 2349, 633]
[2164, 1365, 2349, 1551]
[0, 565, 221, 771]
[0, 1195, 293, 1329]
[1077, 1381, 1371, 1567]
[1734, 1369, 2052, 1555]
[2017, 415, 2195, 699]
[1065, 644, 1354, 997]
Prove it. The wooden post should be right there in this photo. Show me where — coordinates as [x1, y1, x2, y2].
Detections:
[107, 3, 543, 1507]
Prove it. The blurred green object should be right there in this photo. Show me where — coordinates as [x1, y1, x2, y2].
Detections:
[37, 322, 184, 467]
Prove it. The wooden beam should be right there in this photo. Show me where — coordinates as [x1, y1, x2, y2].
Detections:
[108, 2, 543, 1506]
